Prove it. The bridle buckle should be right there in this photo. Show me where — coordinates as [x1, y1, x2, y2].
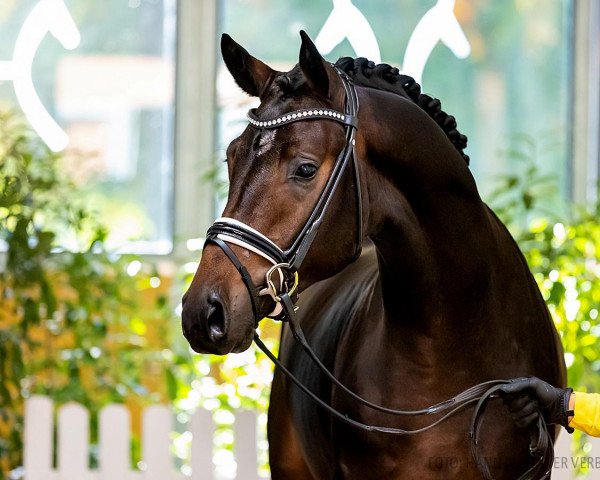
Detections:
[256, 263, 299, 319]
[261, 263, 299, 303]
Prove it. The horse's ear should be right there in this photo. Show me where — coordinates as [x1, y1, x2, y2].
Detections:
[221, 33, 276, 98]
[299, 30, 333, 98]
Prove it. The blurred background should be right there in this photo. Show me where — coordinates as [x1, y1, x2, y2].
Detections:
[0, 0, 599, 478]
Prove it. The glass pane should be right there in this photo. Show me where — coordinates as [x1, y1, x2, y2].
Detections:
[0, 0, 176, 254]
[217, 0, 571, 207]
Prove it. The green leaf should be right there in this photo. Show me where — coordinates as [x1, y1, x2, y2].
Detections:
[548, 282, 566, 305]
[166, 369, 178, 401]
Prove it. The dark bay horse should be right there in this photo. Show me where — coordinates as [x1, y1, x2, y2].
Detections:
[181, 31, 566, 479]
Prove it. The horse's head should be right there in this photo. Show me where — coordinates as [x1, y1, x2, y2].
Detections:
[182, 32, 363, 354]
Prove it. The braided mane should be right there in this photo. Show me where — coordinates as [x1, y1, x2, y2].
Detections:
[334, 57, 469, 165]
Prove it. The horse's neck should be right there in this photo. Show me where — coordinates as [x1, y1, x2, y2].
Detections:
[358, 90, 495, 328]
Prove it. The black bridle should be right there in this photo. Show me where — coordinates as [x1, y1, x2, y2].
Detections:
[206, 67, 362, 320]
[204, 68, 554, 480]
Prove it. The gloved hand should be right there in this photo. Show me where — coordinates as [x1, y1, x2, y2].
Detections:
[499, 377, 573, 432]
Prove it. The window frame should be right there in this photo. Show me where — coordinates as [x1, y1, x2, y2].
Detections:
[5, 1, 596, 266]
[170, 0, 218, 263]
[571, 0, 600, 204]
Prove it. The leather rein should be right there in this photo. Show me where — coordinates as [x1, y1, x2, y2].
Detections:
[204, 68, 554, 480]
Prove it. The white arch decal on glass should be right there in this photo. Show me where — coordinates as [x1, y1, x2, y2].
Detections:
[403, 0, 470, 84]
[0, 0, 80, 152]
[315, 0, 471, 86]
[315, 0, 381, 64]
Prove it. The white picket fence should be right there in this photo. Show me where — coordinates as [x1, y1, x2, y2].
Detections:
[23, 395, 263, 480]
[23, 395, 600, 479]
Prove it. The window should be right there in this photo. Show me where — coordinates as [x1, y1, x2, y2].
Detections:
[0, 0, 176, 254]
[0, 1, 580, 254]
[217, 0, 573, 203]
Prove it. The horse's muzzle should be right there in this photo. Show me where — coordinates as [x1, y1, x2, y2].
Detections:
[181, 290, 231, 355]
[181, 287, 255, 355]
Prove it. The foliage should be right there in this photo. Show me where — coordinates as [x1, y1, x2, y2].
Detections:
[487, 131, 566, 226]
[0, 111, 175, 478]
[168, 260, 279, 477]
[489, 133, 600, 475]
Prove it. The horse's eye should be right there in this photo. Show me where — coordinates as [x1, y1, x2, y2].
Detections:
[295, 163, 317, 179]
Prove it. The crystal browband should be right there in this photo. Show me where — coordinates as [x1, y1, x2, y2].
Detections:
[247, 107, 358, 129]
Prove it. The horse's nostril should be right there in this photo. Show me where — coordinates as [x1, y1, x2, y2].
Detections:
[206, 300, 226, 343]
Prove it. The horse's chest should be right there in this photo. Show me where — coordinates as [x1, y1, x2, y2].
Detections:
[328, 349, 484, 479]
[333, 433, 479, 480]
